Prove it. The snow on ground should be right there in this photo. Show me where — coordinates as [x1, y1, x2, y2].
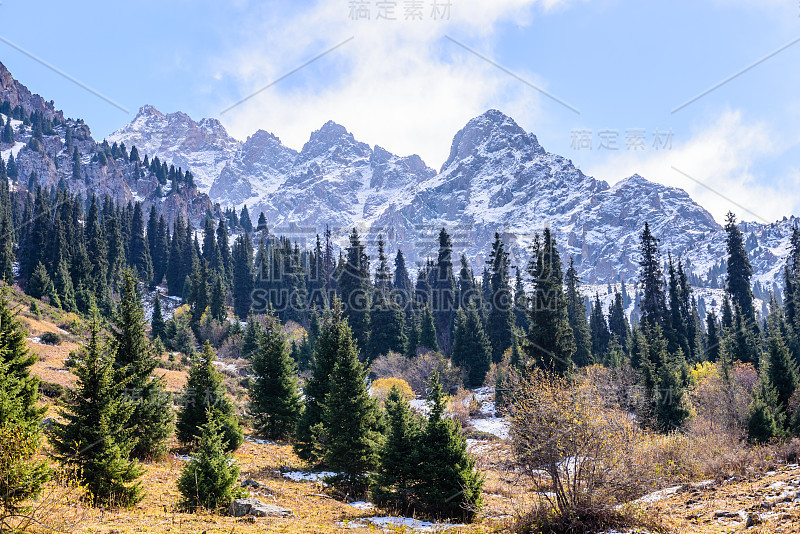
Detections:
[635, 485, 683, 504]
[470, 417, 509, 439]
[347, 501, 375, 510]
[341, 516, 465, 532]
[244, 435, 274, 445]
[282, 471, 336, 483]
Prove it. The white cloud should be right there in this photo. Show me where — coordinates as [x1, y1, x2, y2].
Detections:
[211, 0, 574, 168]
[585, 110, 800, 224]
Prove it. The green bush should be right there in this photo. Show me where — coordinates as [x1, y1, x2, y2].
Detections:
[39, 331, 61, 345]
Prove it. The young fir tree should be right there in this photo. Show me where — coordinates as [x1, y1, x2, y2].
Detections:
[747, 375, 785, 443]
[563, 259, 592, 367]
[151, 292, 166, 341]
[725, 212, 760, 336]
[231, 232, 254, 319]
[49, 311, 144, 508]
[451, 307, 492, 388]
[765, 335, 799, 418]
[486, 233, 514, 363]
[589, 294, 610, 360]
[525, 229, 575, 376]
[320, 317, 383, 492]
[638, 222, 668, 328]
[27, 261, 59, 306]
[0, 288, 49, 520]
[607, 292, 629, 352]
[295, 300, 347, 463]
[111, 271, 173, 459]
[413, 372, 484, 521]
[431, 229, 457, 355]
[373, 385, 422, 513]
[340, 228, 372, 354]
[248, 316, 303, 440]
[418, 305, 439, 354]
[177, 342, 243, 452]
[177, 412, 240, 512]
[705, 311, 721, 362]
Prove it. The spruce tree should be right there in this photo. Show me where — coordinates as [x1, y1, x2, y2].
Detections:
[111, 271, 173, 459]
[248, 316, 303, 440]
[705, 311, 721, 362]
[27, 262, 59, 306]
[0, 288, 49, 519]
[608, 292, 629, 352]
[451, 307, 492, 388]
[320, 317, 383, 492]
[413, 372, 483, 521]
[240, 205, 253, 233]
[765, 335, 799, 416]
[177, 413, 240, 512]
[151, 292, 166, 341]
[394, 249, 413, 308]
[50, 312, 144, 508]
[431, 229, 456, 354]
[725, 212, 759, 333]
[295, 300, 346, 463]
[747, 376, 784, 443]
[589, 294, 610, 360]
[638, 222, 667, 327]
[177, 342, 243, 452]
[525, 229, 575, 376]
[340, 228, 371, 354]
[373, 386, 421, 512]
[419, 305, 439, 353]
[564, 258, 592, 367]
[486, 233, 514, 363]
[231, 232, 254, 319]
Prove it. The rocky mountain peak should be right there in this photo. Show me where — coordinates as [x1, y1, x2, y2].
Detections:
[441, 109, 544, 171]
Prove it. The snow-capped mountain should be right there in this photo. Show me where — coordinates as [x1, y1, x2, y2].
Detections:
[108, 105, 796, 287]
[107, 105, 241, 194]
[0, 61, 217, 226]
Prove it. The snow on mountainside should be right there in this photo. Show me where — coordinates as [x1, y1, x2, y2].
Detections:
[107, 105, 241, 194]
[109, 106, 797, 288]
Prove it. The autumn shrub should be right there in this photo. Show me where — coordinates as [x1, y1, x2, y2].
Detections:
[370, 351, 462, 395]
[370, 377, 414, 407]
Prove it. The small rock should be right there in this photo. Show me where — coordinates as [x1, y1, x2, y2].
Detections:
[745, 512, 761, 527]
[229, 498, 291, 518]
[714, 510, 740, 519]
[241, 478, 262, 489]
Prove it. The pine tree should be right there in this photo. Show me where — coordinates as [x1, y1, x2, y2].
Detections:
[525, 229, 575, 376]
[210, 276, 226, 322]
[705, 311, 721, 362]
[177, 413, 240, 512]
[49, 312, 144, 508]
[0, 288, 49, 518]
[608, 292, 629, 352]
[373, 386, 421, 512]
[240, 205, 253, 233]
[231, 233, 254, 319]
[111, 271, 173, 459]
[151, 292, 166, 341]
[747, 375, 784, 443]
[765, 335, 799, 416]
[419, 305, 439, 353]
[451, 307, 492, 388]
[413, 372, 483, 521]
[394, 249, 413, 309]
[53, 257, 77, 312]
[248, 316, 302, 440]
[320, 317, 383, 492]
[486, 233, 514, 363]
[369, 242, 407, 360]
[564, 258, 592, 367]
[725, 212, 759, 334]
[513, 267, 529, 331]
[431, 229, 456, 354]
[589, 294, 610, 360]
[638, 222, 667, 327]
[295, 300, 346, 463]
[177, 342, 243, 452]
[340, 228, 371, 354]
[27, 262, 59, 306]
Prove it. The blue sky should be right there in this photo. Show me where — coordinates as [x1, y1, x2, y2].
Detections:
[1, 0, 798, 223]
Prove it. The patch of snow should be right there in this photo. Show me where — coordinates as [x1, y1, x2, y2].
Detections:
[282, 470, 336, 483]
[635, 485, 683, 504]
[348, 501, 375, 510]
[361, 516, 465, 532]
[469, 417, 509, 439]
[245, 436, 274, 445]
